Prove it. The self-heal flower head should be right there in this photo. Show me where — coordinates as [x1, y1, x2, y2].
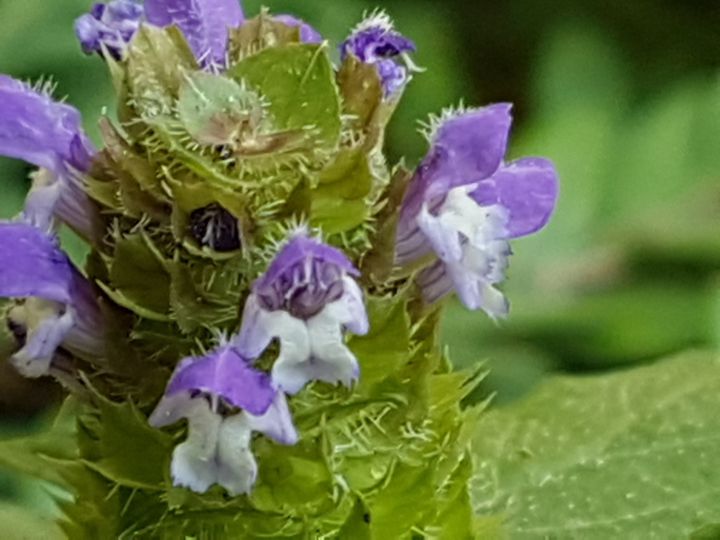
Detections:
[0, 76, 98, 239]
[144, 0, 244, 68]
[74, 0, 144, 59]
[396, 105, 558, 317]
[235, 230, 369, 395]
[149, 345, 297, 495]
[0, 223, 105, 378]
[341, 11, 417, 98]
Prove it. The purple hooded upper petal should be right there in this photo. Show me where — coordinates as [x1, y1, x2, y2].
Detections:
[0, 223, 73, 303]
[395, 105, 513, 266]
[273, 14, 322, 44]
[0, 76, 99, 239]
[74, 0, 144, 58]
[401, 105, 513, 223]
[341, 12, 416, 98]
[253, 230, 359, 320]
[343, 28, 415, 64]
[166, 345, 275, 415]
[144, 0, 244, 66]
[0, 77, 95, 175]
[470, 157, 559, 238]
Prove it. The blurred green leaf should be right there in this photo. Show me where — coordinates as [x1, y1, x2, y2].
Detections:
[0, 502, 63, 540]
[446, 282, 717, 376]
[473, 350, 720, 539]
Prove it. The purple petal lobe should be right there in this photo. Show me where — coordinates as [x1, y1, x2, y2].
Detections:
[166, 345, 275, 415]
[145, 0, 244, 66]
[274, 14, 322, 44]
[471, 157, 559, 238]
[0, 223, 73, 304]
[245, 392, 298, 445]
[74, 1, 144, 58]
[0, 77, 94, 175]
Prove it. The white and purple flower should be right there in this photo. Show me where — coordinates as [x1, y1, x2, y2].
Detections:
[341, 11, 417, 98]
[74, 0, 144, 59]
[395, 104, 559, 318]
[0, 75, 98, 239]
[0, 223, 105, 378]
[149, 344, 297, 495]
[235, 230, 369, 395]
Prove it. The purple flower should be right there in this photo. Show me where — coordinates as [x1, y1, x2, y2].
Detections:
[273, 14, 323, 44]
[0, 222, 105, 378]
[0, 76, 98, 239]
[149, 344, 297, 495]
[74, 1, 144, 59]
[341, 11, 417, 98]
[144, 0, 244, 68]
[396, 105, 558, 317]
[234, 230, 369, 395]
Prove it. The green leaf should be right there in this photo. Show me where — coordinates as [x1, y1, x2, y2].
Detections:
[308, 149, 373, 234]
[431, 456, 475, 540]
[350, 295, 411, 392]
[0, 399, 79, 486]
[337, 497, 372, 540]
[368, 462, 435, 539]
[78, 391, 173, 490]
[228, 12, 302, 61]
[229, 43, 342, 152]
[108, 233, 171, 316]
[167, 259, 242, 333]
[125, 25, 197, 117]
[473, 351, 720, 539]
[337, 55, 383, 133]
[0, 503, 64, 540]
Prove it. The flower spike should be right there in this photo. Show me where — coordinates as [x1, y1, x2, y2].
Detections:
[235, 230, 369, 395]
[396, 105, 558, 317]
[341, 10, 417, 97]
[144, 0, 244, 68]
[74, 0, 144, 59]
[149, 345, 297, 495]
[0, 222, 105, 377]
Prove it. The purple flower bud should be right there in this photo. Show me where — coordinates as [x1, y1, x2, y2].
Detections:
[396, 105, 558, 317]
[0, 223, 105, 377]
[234, 230, 369, 395]
[341, 11, 417, 98]
[149, 345, 297, 495]
[273, 14, 323, 44]
[144, 0, 244, 68]
[74, 0, 144, 59]
[0, 76, 99, 239]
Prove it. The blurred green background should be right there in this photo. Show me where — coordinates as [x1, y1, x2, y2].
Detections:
[1, 0, 719, 528]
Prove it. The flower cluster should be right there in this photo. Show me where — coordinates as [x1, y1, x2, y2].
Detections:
[152, 229, 369, 491]
[0, 0, 557, 533]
